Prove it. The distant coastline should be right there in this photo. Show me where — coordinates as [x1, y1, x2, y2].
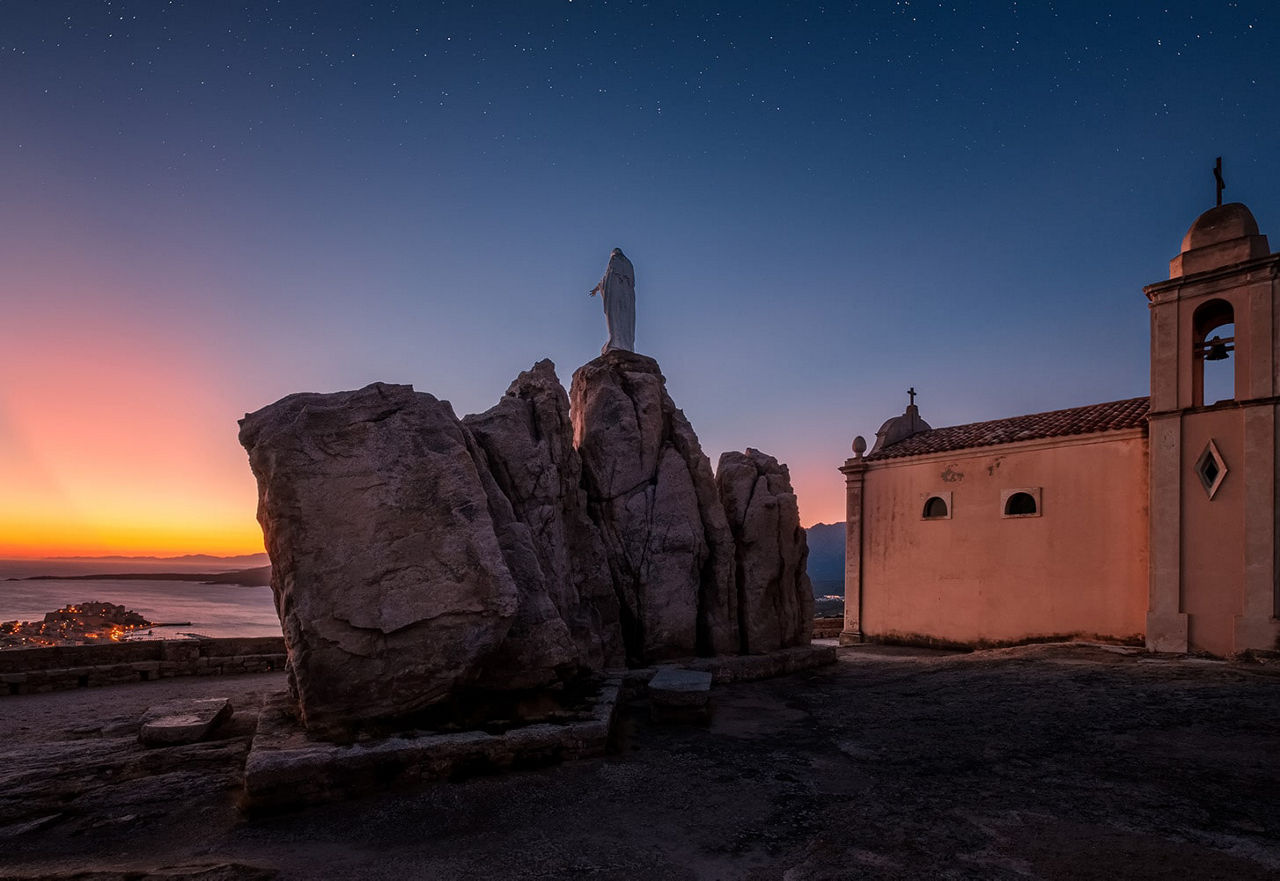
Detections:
[9, 565, 271, 588]
[0, 554, 269, 582]
[36, 553, 269, 565]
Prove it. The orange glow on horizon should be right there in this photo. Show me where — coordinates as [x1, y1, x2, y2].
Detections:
[0, 515, 264, 559]
[2, 277, 267, 559]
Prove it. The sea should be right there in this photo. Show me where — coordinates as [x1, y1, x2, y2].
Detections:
[0, 558, 282, 640]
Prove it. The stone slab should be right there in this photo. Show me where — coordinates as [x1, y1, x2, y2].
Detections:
[647, 667, 712, 706]
[139, 697, 233, 747]
[682, 644, 837, 684]
[648, 666, 713, 724]
[242, 679, 620, 813]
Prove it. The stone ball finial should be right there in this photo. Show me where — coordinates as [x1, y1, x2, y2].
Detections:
[852, 435, 867, 457]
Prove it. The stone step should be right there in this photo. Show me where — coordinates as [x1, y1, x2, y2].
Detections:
[139, 697, 233, 747]
[648, 666, 713, 723]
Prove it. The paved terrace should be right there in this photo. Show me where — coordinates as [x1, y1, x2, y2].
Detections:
[2, 643, 1278, 880]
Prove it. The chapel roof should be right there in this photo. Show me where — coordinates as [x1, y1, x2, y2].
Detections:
[864, 396, 1150, 461]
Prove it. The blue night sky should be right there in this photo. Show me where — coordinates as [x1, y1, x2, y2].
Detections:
[2, 1, 1278, 550]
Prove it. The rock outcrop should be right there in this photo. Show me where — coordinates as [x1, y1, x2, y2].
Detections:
[461, 424, 584, 693]
[716, 449, 815, 653]
[464, 360, 624, 671]
[239, 383, 529, 737]
[570, 351, 738, 664]
[240, 357, 815, 737]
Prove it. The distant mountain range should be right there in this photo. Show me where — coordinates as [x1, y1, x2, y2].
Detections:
[806, 522, 844, 596]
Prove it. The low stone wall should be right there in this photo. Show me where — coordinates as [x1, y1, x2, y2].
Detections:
[620, 643, 837, 698]
[243, 679, 620, 813]
[0, 637, 287, 695]
[812, 618, 843, 639]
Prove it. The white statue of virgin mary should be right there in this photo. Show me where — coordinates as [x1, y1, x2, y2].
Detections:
[588, 248, 635, 355]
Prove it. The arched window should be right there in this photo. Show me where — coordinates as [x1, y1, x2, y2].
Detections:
[1004, 492, 1038, 516]
[922, 496, 949, 519]
[919, 491, 952, 520]
[1193, 298, 1235, 406]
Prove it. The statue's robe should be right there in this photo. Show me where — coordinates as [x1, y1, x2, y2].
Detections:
[594, 249, 635, 354]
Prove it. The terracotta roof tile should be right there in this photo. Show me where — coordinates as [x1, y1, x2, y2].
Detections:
[865, 396, 1150, 461]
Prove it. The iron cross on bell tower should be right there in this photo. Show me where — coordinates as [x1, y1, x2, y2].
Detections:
[1214, 156, 1226, 207]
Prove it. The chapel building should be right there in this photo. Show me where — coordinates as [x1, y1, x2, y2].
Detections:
[839, 200, 1280, 657]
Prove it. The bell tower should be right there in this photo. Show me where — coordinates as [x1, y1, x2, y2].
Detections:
[1146, 199, 1280, 654]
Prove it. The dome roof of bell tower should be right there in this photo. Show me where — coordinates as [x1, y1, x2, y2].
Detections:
[1169, 202, 1269, 278]
[1181, 203, 1261, 252]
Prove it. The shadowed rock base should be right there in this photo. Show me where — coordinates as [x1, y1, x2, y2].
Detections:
[242, 679, 620, 813]
[239, 646, 834, 812]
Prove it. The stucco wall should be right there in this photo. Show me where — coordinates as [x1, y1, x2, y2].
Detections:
[1180, 406, 1247, 655]
[859, 432, 1148, 646]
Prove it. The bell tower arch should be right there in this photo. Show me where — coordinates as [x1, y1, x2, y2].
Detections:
[1190, 298, 1235, 406]
[1146, 200, 1280, 654]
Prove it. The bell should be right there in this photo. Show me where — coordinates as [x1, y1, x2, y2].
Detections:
[1204, 336, 1230, 361]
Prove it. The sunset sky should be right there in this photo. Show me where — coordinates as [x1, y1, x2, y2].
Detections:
[3, 1, 1278, 557]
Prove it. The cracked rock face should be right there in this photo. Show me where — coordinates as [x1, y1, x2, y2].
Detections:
[570, 351, 737, 664]
[239, 383, 524, 737]
[716, 448, 815, 653]
[464, 360, 624, 671]
[458, 421, 583, 693]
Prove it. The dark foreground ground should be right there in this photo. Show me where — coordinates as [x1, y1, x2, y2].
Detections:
[2, 643, 1278, 880]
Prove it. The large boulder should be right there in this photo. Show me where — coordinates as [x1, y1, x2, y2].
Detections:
[570, 351, 737, 663]
[465, 360, 624, 670]
[716, 448, 815, 653]
[239, 358, 815, 737]
[239, 382, 564, 737]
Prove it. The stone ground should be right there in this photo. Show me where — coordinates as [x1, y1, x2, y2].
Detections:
[2, 643, 1279, 880]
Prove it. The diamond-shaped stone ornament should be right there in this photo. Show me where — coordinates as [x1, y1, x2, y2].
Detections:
[1195, 440, 1227, 500]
